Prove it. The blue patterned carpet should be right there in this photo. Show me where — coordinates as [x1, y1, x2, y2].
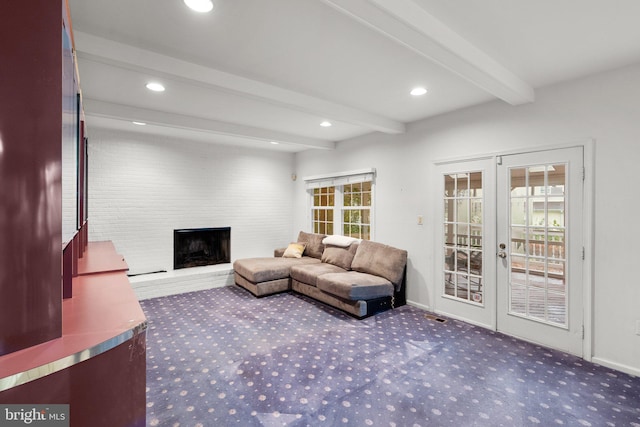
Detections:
[140, 286, 640, 426]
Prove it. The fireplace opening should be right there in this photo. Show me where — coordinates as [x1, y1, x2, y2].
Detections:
[173, 227, 230, 270]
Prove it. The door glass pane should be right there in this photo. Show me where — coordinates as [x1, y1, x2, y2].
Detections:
[510, 168, 527, 196]
[528, 287, 546, 321]
[456, 199, 469, 222]
[510, 228, 527, 256]
[457, 176, 470, 197]
[456, 224, 468, 247]
[547, 291, 566, 324]
[469, 172, 482, 195]
[510, 284, 526, 315]
[508, 163, 567, 327]
[546, 230, 564, 260]
[444, 247, 456, 298]
[442, 171, 484, 305]
[444, 175, 455, 197]
[444, 198, 453, 220]
[510, 199, 526, 225]
[529, 197, 547, 226]
[469, 225, 482, 248]
[444, 224, 456, 246]
[528, 168, 546, 195]
[470, 199, 483, 224]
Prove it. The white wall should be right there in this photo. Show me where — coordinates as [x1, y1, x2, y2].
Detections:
[88, 130, 296, 274]
[294, 63, 640, 375]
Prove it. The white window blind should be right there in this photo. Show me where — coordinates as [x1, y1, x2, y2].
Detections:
[304, 168, 376, 189]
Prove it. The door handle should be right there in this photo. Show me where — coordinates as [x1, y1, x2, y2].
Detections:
[498, 243, 507, 258]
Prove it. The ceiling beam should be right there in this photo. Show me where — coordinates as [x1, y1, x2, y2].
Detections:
[74, 31, 405, 135]
[319, 0, 535, 105]
[83, 98, 336, 150]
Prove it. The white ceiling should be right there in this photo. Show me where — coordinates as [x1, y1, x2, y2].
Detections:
[69, 0, 640, 153]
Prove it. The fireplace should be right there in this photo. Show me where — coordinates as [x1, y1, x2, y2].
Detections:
[173, 227, 230, 270]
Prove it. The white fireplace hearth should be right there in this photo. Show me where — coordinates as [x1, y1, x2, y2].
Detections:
[128, 264, 234, 300]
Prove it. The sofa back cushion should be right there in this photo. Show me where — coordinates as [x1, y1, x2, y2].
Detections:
[297, 231, 326, 259]
[351, 240, 407, 288]
[321, 243, 359, 270]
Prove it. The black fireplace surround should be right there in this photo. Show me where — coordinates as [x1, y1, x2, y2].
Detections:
[173, 227, 230, 270]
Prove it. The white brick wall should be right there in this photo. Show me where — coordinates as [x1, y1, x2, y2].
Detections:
[88, 129, 296, 275]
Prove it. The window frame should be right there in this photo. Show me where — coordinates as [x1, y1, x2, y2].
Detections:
[305, 169, 376, 240]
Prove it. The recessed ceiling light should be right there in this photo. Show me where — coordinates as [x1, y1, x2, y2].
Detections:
[183, 0, 213, 13]
[270, 141, 279, 145]
[132, 121, 146, 126]
[146, 82, 165, 92]
[320, 121, 332, 127]
[410, 87, 427, 96]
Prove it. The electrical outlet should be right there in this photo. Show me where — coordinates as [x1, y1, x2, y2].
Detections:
[417, 215, 423, 225]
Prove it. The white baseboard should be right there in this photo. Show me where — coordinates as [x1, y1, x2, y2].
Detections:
[406, 300, 431, 312]
[129, 264, 234, 300]
[591, 357, 640, 378]
[411, 301, 638, 378]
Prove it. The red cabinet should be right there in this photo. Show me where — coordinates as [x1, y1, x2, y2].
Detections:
[0, 0, 67, 356]
[0, 5, 146, 425]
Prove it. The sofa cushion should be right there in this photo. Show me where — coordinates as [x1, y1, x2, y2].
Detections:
[290, 263, 347, 287]
[317, 271, 394, 300]
[321, 243, 358, 270]
[233, 257, 320, 283]
[297, 231, 326, 259]
[282, 242, 306, 258]
[351, 240, 407, 287]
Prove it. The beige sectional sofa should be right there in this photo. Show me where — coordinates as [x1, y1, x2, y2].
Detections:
[233, 231, 407, 318]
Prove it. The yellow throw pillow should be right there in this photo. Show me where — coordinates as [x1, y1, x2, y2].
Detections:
[282, 242, 306, 258]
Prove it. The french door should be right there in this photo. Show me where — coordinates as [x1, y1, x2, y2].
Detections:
[436, 146, 585, 356]
[435, 158, 496, 329]
[496, 147, 584, 356]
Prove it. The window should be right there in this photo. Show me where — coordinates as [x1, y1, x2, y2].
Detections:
[312, 186, 334, 235]
[342, 182, 371, 239]
[306, 169, 375, 240]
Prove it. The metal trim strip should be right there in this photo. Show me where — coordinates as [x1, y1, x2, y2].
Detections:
[0, 320, 147, 392]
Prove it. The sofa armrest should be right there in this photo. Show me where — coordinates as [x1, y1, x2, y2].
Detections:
[274, 247, 287, 257]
